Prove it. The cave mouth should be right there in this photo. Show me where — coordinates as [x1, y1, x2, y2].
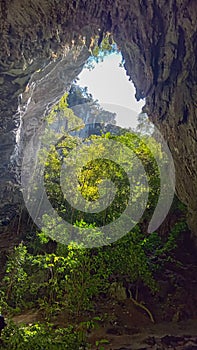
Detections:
[19, 39, 175, 249]
[0, 0, 196, 246]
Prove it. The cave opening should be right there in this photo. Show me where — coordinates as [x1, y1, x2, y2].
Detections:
[75, 50, 145, 130]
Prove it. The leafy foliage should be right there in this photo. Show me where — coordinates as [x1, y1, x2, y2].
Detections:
[0, 321, 88, 350]
[85, 32, 118, 69]
[0, 84, 187, 348]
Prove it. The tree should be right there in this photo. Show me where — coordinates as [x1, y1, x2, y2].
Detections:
[67, 84, 116, 133]
[85, 32, 118, 69]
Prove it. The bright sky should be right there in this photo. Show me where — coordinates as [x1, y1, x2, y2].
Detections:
[78, 53, 145, 129]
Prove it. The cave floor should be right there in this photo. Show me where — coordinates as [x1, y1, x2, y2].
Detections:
[12, 299, 197, 349]
[11, 236, 197, 349]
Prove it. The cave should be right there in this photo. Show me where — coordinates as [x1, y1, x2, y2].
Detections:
[0, 0, 197, 350]
[0, 3, 196, 252]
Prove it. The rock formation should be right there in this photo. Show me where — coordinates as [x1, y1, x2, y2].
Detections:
[0, 0, 196, 248]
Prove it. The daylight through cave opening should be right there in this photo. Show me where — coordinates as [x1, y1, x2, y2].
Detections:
[67, 49, 145, 135]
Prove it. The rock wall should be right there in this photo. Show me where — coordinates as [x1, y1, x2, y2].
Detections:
[0, 0, 196, 247]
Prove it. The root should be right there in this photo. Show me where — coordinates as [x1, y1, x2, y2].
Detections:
[128, 290, 155, 323]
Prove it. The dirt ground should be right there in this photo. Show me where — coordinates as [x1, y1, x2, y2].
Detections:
[12, 297, 197, 350]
